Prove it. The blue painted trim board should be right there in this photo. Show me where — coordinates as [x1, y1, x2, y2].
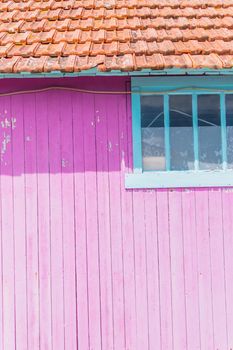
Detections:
[125, 171, 233, 189]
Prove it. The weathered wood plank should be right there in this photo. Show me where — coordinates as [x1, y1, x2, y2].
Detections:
[60, 91, 77, 349]
[182, 189, 201, 350]
[195, 189, 214, 350]
[47, 91, 65, 350]
[95, 92, 114, 350]
[169, 189, 187, 350]
[12, 95, 27, 350]
[157, 190, 173, 350]
[36, 92, 52, 350]
[208, 188, 227, 349]
[24, 94, 40, 350]
[72, 93, 89, 350]
[0, 96, 16, 350]
[83, 92, 102, 350]
[107, 94, 126, 350]
[222, 188, 233, 349]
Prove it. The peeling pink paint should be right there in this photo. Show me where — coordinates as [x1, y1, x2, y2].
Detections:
[0, 77, 232, 350]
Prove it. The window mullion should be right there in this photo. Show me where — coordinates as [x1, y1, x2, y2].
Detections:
[192, 94, 199, 170]
[220, 93, 227, 170]
[132, 89, 143, 173]
[164, 94, 170, 171]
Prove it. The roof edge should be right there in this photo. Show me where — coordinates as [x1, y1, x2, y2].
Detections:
[1, 68, 233, 78]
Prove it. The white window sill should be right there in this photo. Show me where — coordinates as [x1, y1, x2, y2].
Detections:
[125, 170, 233, 189]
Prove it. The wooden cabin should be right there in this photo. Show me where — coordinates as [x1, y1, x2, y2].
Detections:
[0, 1, 233, 349]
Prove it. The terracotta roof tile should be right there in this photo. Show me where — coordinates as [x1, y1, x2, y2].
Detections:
[0, 0, 233, 73]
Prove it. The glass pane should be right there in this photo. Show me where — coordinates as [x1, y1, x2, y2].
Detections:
[169, 95, 194, 170]
[141, 95, 165, 171]
[226, 94, 233, 169]
[198, 95, 222, 170]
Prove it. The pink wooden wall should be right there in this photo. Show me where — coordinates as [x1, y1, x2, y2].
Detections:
[0, 77, 233, 350]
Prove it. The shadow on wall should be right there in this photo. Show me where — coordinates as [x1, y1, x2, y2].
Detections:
[0, 76, 132, 176]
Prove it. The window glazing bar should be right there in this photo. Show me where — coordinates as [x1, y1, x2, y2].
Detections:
[220, 93, 227, 170]
[164, 94, 170, 171]
[132, 90, 143, 172]
[192, 94, 199, 170]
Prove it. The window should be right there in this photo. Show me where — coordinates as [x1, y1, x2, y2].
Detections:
[125, 76, 233, 188]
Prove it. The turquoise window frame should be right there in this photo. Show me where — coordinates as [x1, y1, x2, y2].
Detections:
[125, 76, 233, 189]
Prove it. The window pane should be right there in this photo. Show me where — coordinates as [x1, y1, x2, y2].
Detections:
[226, 94, 233, 169]
[141, 95, 165, 171]
[198, 95, 222, 170]
[169, 95, 194, 170]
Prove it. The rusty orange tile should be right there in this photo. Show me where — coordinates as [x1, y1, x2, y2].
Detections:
[14, 32, 30, 44]
[62, 43, 78, 55]
[1, 9, 18, 22]
[92, 29, 105, 43]
[7, 43, 39, 57]
[21, 19, 47, 33]
[190, 53, 223, 69]
[118, 42, 132, 54]
[75, 42, 92, 55]
[69, 19, 81, 31]
[59, 55, 76, 71]
[34, 42, 65, 56]
[13, 56, 48, 72]
[79, 30, 93, 43]
[0, 0, 232, 73]
[130, 40, 148, 54]
[218, 55, 233, 68]
[163, 54, 193, 69]
[117, 54, 135, 71]
[74, 56, 90, 71]
[43, 56, 60, 71]
[0, 20, 23, 33]
[0, 43, 14, 57]
[53, 29, 80, 43]
[0, 56, 20, 73]
[119, 28, 132, 41]
[0, 33, 16, 46]
[157, 40, 175, 54]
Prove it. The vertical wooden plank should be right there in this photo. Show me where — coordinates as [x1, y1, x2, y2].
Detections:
[144, 190, 161, 349]
[132, 190, 149, 350]
[222, 188, 233, 349]
[11, 95, 27, 350]
[169, 189, 187, 350]
[60, 91, 77, 349]
[156, 190, 173, 350]
[95, 93, 114, 350]
[47, 91, 64, 350]
[195, 189, 214, 350]
[208, 188, 227, 349]
[24, 94, 40, 350]
[119, 86, 137, 350]
[36, 92, 52, 350]
[72, 93, 89, 350]
[182, 189, 201, 350]
[0, 97, 16, 350]
[106, 94, 126, 349]
[83, 92, 102, 350]
[0, 136, 3, 350]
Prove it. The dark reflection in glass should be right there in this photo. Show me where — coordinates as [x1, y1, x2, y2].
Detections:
[169, 95, 194, 170]
[226, 94, 233, 169]
[198, 95, 222, 170]
[141, 95, 165, 170]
